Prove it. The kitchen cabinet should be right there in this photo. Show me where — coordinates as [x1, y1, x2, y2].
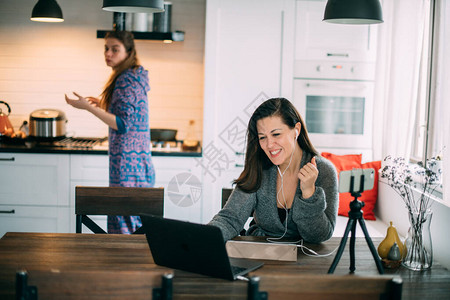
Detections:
[295, 0, 378, 64]
[152, 156, 203, 222]
[202, 0, 296, 222]
[0, 153, 70, 237]
[0, 206, 70, 238]
[0, 152, 204, 236]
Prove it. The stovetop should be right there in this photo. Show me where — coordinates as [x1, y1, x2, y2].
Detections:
[53, 137, 108, 149]
[34, 136, 109, 150]
[47, 137, 188, 152]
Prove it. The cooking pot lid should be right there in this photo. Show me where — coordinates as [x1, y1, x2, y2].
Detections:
[30, 109, 66, 120]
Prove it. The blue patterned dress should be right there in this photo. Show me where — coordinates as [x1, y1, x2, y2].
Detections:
[107, 66, 155, 234]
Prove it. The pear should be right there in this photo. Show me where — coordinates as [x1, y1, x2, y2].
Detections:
[387, 242, 402, 261]
[377, 221, 406, 259]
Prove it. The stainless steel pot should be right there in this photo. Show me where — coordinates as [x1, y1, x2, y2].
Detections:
[29, 109, 67, 139]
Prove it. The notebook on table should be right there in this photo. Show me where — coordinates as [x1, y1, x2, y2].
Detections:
[140, 214, 264, 281]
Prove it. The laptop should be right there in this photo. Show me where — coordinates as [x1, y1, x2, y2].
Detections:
[140, 214, 264, 281]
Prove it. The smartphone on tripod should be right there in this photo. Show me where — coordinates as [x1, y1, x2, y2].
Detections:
[329, 167, 384, 274]
[338, 168, 375, 193]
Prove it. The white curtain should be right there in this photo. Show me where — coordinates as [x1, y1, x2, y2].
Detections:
[434, 0, 450, 203]
[373, 0, 429, 160]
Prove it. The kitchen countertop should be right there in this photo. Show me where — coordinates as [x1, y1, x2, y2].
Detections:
[0, 140, 202, 157]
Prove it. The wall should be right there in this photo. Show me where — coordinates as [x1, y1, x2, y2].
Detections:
[0, 0, 205, 141]
[376, 180, 450, 270]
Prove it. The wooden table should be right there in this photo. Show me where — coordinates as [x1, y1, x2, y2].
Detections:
[0, 232, 449, 299]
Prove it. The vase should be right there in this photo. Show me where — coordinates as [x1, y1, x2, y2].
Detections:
[402, 209, 433, 271]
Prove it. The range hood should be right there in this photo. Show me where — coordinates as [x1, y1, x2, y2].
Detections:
[96, 30, 184, 42]
[97, 7, 184, 43]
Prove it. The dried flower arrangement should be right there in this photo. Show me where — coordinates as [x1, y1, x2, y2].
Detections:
[380, 155, 442, 270]
[381, 155, 441, 214]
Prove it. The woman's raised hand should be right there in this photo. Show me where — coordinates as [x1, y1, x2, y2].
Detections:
[65, 92, 94, 110]
[86, 97, 101, 107]
[298, 156, 318, 199]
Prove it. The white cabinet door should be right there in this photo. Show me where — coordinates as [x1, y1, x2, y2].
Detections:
[203, 0, 295, 222]
[0, 205, 71, 238]
[70, 154, 109, 182]
[295, 0, 378, 63]
[204, 0, 295, 132]
[0, 153, 70, 206]
[0, 153, 71, 235]
[152, 157, 203, 223]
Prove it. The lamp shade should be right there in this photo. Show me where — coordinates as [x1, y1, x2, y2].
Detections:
[323, 0, 383, 24]
[102, 0, 165, 13]
[30, 0, 64, 23]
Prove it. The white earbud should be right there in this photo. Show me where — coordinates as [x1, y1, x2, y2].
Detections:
[295, 129, 299, 139]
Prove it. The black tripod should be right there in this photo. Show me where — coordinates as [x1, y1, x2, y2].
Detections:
[328, 174, 384, 274]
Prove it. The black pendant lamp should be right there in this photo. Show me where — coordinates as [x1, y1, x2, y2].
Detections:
[30, 0, 64, 23]
[323, 0, 383, 24]
[102, 0, 165, 13]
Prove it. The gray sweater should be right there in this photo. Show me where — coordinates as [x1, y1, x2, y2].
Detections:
[208, 152, 338, 243]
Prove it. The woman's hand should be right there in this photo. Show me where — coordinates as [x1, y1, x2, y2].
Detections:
[65, 92, 118, 130]
[65, 92, 93, 110]
[298, 156, 318, 199]
[86, 97, 101, 107]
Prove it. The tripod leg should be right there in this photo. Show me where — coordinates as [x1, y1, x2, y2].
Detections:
[358, 218, 384, 274]
[349, 219, 357, 273]
[328, 218, 355, 274]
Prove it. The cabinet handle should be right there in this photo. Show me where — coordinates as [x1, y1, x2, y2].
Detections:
[327, 53, 349, 57]
[235, 152, 245, 156]
[0, 209, 15, 214]
[235, 164, 244, 168]
[0, 157, 15, 161]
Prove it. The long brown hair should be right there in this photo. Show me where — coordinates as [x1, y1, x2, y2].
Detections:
[234, 98, 318, 193]
[100, 31, 140, 110]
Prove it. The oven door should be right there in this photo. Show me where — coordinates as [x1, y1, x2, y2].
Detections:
[293, 79, 374, 150]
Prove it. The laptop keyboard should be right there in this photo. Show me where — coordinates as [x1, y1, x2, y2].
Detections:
[231, 265, 248, 275]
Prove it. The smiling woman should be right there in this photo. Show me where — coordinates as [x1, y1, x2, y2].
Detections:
[208, 98, 338, 244]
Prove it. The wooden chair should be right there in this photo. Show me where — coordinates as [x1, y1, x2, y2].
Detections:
[75, 186, 164, 234]
[221, 188, 233, 209]
[16, 269, 174, 300]
[249, 274, 403, 300]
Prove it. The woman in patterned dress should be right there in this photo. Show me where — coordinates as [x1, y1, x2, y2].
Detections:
[65, 31, 155, 233]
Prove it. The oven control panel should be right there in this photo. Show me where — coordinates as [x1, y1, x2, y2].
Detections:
[294, 60, 376, 81]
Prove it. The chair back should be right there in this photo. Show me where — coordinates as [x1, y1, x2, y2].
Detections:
[221, 188, 233, 208]
[254, 273, 402, 300]
[75, 186, 164, 234]
[17, 269, 173, 300]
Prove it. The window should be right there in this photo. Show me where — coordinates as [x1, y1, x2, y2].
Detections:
[411, 0, 447, 163]
[411, 0, 448, 202]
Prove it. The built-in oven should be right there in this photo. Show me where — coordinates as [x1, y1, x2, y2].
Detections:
[292, 61, 375, 159]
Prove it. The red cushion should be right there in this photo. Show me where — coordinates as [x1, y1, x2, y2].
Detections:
[321, 152, 362, 171]
[321, 152, 380, 221]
